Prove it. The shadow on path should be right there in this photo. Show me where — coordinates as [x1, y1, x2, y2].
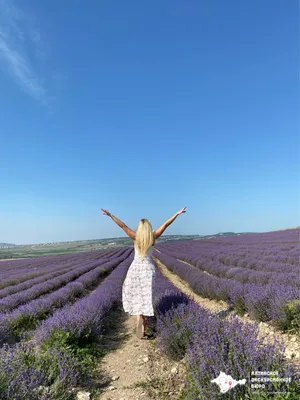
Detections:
[85, 304, 130, 395]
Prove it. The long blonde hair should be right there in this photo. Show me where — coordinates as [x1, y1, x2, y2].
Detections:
[134, 218, 156, 257]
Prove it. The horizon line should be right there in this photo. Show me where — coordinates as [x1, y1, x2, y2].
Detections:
[1, 226, 299, 247]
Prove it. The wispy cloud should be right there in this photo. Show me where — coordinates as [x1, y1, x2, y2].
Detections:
[0, 0, 57, 107]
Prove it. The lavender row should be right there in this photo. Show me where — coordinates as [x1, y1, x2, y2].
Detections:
[155, 300, 299, 399]
[0, 248, 116, 282]
[0, 263, 83, 300]
[156, 240, 299, 275]
[34, 250, 134, 345]
[0, 247, 118, 279]
[159, 239, 299, 254]
[0, 248, 122, 297]
[0, 247, 130, 313]
[0, 248, 133, 344]
[0, 247, 126, 302]
[172, 253, 300, 288]
[0, 247, 115, 268]
[156, 230, 300, 267]
[0, 250, 88, 274]
[157, 241, 299, 270]
[0, 250, 103, 285]
[154, 251, 300, 331]
[189, 228, 299, 245]
[156, 246, 300, 288]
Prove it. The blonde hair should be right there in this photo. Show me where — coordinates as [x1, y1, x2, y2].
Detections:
[134, 218, 156, 257]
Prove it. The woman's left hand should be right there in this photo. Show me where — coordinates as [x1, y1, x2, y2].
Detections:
[101, 208, 111, 217]
[177, 206, 187, 215]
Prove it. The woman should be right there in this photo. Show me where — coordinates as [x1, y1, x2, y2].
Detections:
[101, 206, 187, 339]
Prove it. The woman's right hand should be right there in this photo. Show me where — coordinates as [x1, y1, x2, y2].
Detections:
[101, 208, 111, 217]
[176, 206, 187, 215]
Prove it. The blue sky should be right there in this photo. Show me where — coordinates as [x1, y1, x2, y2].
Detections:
[0, 0, 299, 245]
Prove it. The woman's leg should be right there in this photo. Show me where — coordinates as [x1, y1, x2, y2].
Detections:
[136, 314, 144, 338]
[141, 315, 148, 336]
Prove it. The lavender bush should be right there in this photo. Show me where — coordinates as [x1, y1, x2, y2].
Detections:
[0, 340, 84, 400]
[183, 313, 299, 399]
[154, 286, 300, 399]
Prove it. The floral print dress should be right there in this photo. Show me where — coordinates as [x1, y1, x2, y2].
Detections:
[122, 244, 156, 316]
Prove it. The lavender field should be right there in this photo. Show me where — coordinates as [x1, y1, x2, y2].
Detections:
[155, 229, 300, 332]
[0, 230, 299, 399]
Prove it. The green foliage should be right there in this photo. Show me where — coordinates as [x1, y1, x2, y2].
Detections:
[285, 300, 300, 331]
[234, 297, 247, 316]
[272, 299, 300, 332]
[0, 368, 9, 397]
[42, 329, 72, 349]
[41, 328, 105, 379]
[8, 314, 39, 338]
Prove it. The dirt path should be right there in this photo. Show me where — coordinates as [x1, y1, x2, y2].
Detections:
[176, 258, 215, 277]
[154, 258, 228, 313]
[96, 309, 186, 400]
[153, 257, 300, 369]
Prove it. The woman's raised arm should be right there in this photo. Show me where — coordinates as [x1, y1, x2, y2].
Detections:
[101, 209, 136, 240]
[155, 206, 187, 239]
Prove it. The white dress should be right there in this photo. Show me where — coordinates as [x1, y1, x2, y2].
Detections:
[122, 244, 156, 316]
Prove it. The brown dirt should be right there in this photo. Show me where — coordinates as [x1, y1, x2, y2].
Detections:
[96, 308, 186, 400]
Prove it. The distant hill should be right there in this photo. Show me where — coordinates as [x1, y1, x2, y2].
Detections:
[3, 229, 299, 260]
[197, 232, 255, 239]
[214, 232, 252, 236]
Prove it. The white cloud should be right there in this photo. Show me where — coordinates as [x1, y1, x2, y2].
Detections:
[0, 0, 55, 106]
